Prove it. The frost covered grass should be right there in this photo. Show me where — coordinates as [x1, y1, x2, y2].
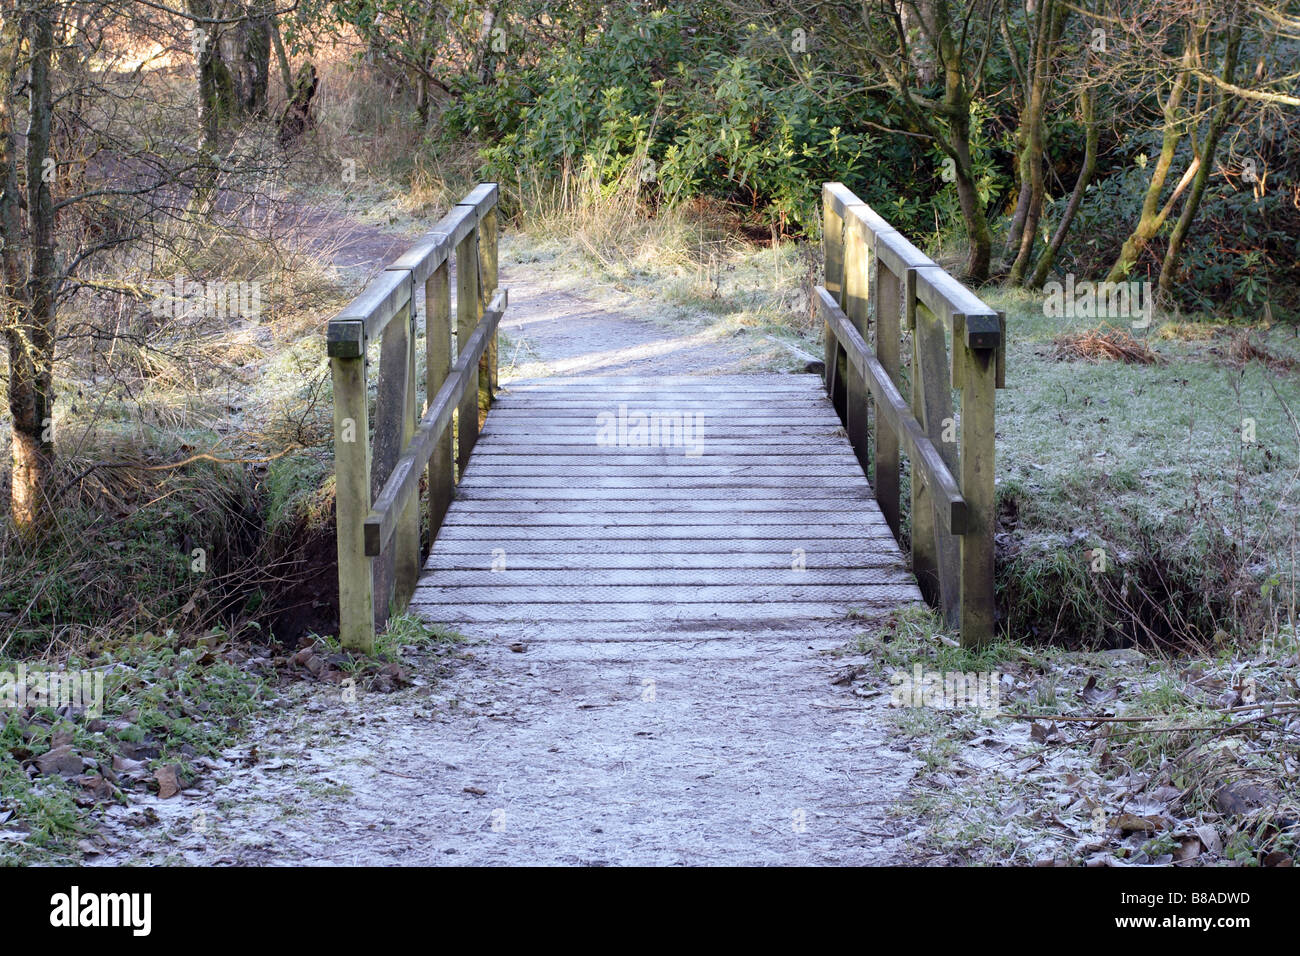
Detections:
[985, 287, 1300, 647]
[850, 606, 1300, 866]
[0, 632, 266, 865]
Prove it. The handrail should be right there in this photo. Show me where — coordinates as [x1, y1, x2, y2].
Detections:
[327, 182, 503, 653]
[815, 288, 966, 534]
[364, 290, 507, 556]
[821, 182, 1005, 647]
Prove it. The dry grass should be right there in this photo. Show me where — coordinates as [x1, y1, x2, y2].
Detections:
[1156, 320, 1233, 342]
[1051, 325, 1166, 365]
[1223, 331, 1297, 371]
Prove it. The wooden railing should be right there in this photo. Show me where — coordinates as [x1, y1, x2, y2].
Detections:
[818, 182, 1005, 647]
[326, 183, 505, 653]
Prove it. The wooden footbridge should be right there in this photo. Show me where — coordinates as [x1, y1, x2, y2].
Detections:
[326, 183, 1004, 655]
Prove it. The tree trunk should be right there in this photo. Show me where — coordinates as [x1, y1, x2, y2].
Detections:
[189, 0, 222, 217]
[8, 5, 57, 532]
[1009, 0, 1069, 285]
[1105, 34, 1193, 283]
[1001, 0, 1040, 264]
[937, 12, 991, 282]
[277, 63, 318, 146]
[269, 13, 293, 96]
[1158, 25, 1242, 295]
[238, 4, 272, 118]
[1030, 85, 1098, 289]
[474, 5, 499, 84]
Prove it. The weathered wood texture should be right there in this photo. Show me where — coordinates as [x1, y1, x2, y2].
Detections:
[820, 182, 1004, 647]
[328, 183, 500, 653]
[412, 375, 922, 630]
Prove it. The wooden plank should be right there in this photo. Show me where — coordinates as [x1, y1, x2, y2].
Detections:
[461, 463, 867, 476]
[415, 600, 912, 624]
[461, 454, 862, 467]
[330, 355, 373, 653]
[959, 342, 998, 647]
[484, 415, 839, 426]
[432, 524, 892, 541]
[874, 242, 902, 538]
[909, 281, 938, 609]
[431, 203, 478, 246]
[370, 302, 411, 630]
[842, 208, 870, 473]
[425, 552, 909, 571]
[454, 476, 875, 489]
[394, 302, 421, 609]
[423, 568, 911, 586]
[875, 227, 935, 281]
[386, 231, 451, 286]
[454, 486, 873, 500]
[913, 299, 961, 622]
[444, 512, 888, 527]
[426, 261, 454, 544]
[480, 204, 499, 396]
[332, 269, 411, 344]
[455, 227, 480, 474]
[411, 372, 923, 643]
[913, 266, 1001, 348]
[488, 399, 837, 409]
[413, 584, 919, 604]
[448, 498, 874, 511]
[471, 443, 854, 455]
[502, 378, 823, 389]
[457, 181, 499, 215]
[822, 185, 844, 395]
[428, 536, 895, 555]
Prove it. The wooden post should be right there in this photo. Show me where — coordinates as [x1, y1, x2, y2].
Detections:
[841, 216, 870, 474]
[456, 227, 481, 475]
[331, 353, 374, 653]
[393, 302, 420, 609]
[427, 260, 454, 538]
[907, 272, 938, 608]
[874, 244, 902, 538]
[822, 187, 844, 404]
[913, 300, 961, 625]
[479, 205, 499, 398]
[959, 341, 998, 646]
[371, 303, 411, 629]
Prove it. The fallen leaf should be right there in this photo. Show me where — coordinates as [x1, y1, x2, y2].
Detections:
[1195, 824, 1222, 856]
[155, 765, 182, 799]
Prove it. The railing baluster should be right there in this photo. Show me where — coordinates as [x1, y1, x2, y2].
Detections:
[874, 237, 902, 538]
[371, 302, 411, 628]
[455, 225, 481, 474]
[393, 301, 420, 609]
[427, 259, 454, 537]
[959, 341, 998, 645]
[913, 301, 962, 626]
[479, 204, 499, 399]
[822, 189, 845, 412]
[331, 351, 374, 652]
[842, 216, 870, 474]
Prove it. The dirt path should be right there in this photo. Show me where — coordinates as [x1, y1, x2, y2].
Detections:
[94, 227, 925, 866]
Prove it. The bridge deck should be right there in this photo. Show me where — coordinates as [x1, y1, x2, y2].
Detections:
[412, 374, 921, 648]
